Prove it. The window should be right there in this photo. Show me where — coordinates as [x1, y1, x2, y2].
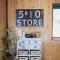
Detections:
[53, 4, 60, 39]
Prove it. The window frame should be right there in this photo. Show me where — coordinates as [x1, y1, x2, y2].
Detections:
[52, 3, 60, 40]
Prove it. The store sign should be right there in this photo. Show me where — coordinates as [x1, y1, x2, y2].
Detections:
[16, 9, 43, 27]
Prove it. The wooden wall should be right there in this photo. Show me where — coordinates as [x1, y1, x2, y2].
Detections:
[0, 0, 6, 60]
[7, 0, 60, 60]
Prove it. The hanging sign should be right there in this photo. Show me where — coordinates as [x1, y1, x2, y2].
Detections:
[16, 9, 43, 27]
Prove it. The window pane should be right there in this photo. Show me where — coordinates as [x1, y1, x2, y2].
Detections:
[53, 4, 60, 37]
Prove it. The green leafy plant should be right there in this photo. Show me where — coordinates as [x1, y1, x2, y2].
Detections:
[7, 28, 17, 54]
[3, 28, 18, 60]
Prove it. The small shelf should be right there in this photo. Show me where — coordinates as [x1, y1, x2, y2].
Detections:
[18, 55, 41, 57]
[17, 49, 41, 50]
